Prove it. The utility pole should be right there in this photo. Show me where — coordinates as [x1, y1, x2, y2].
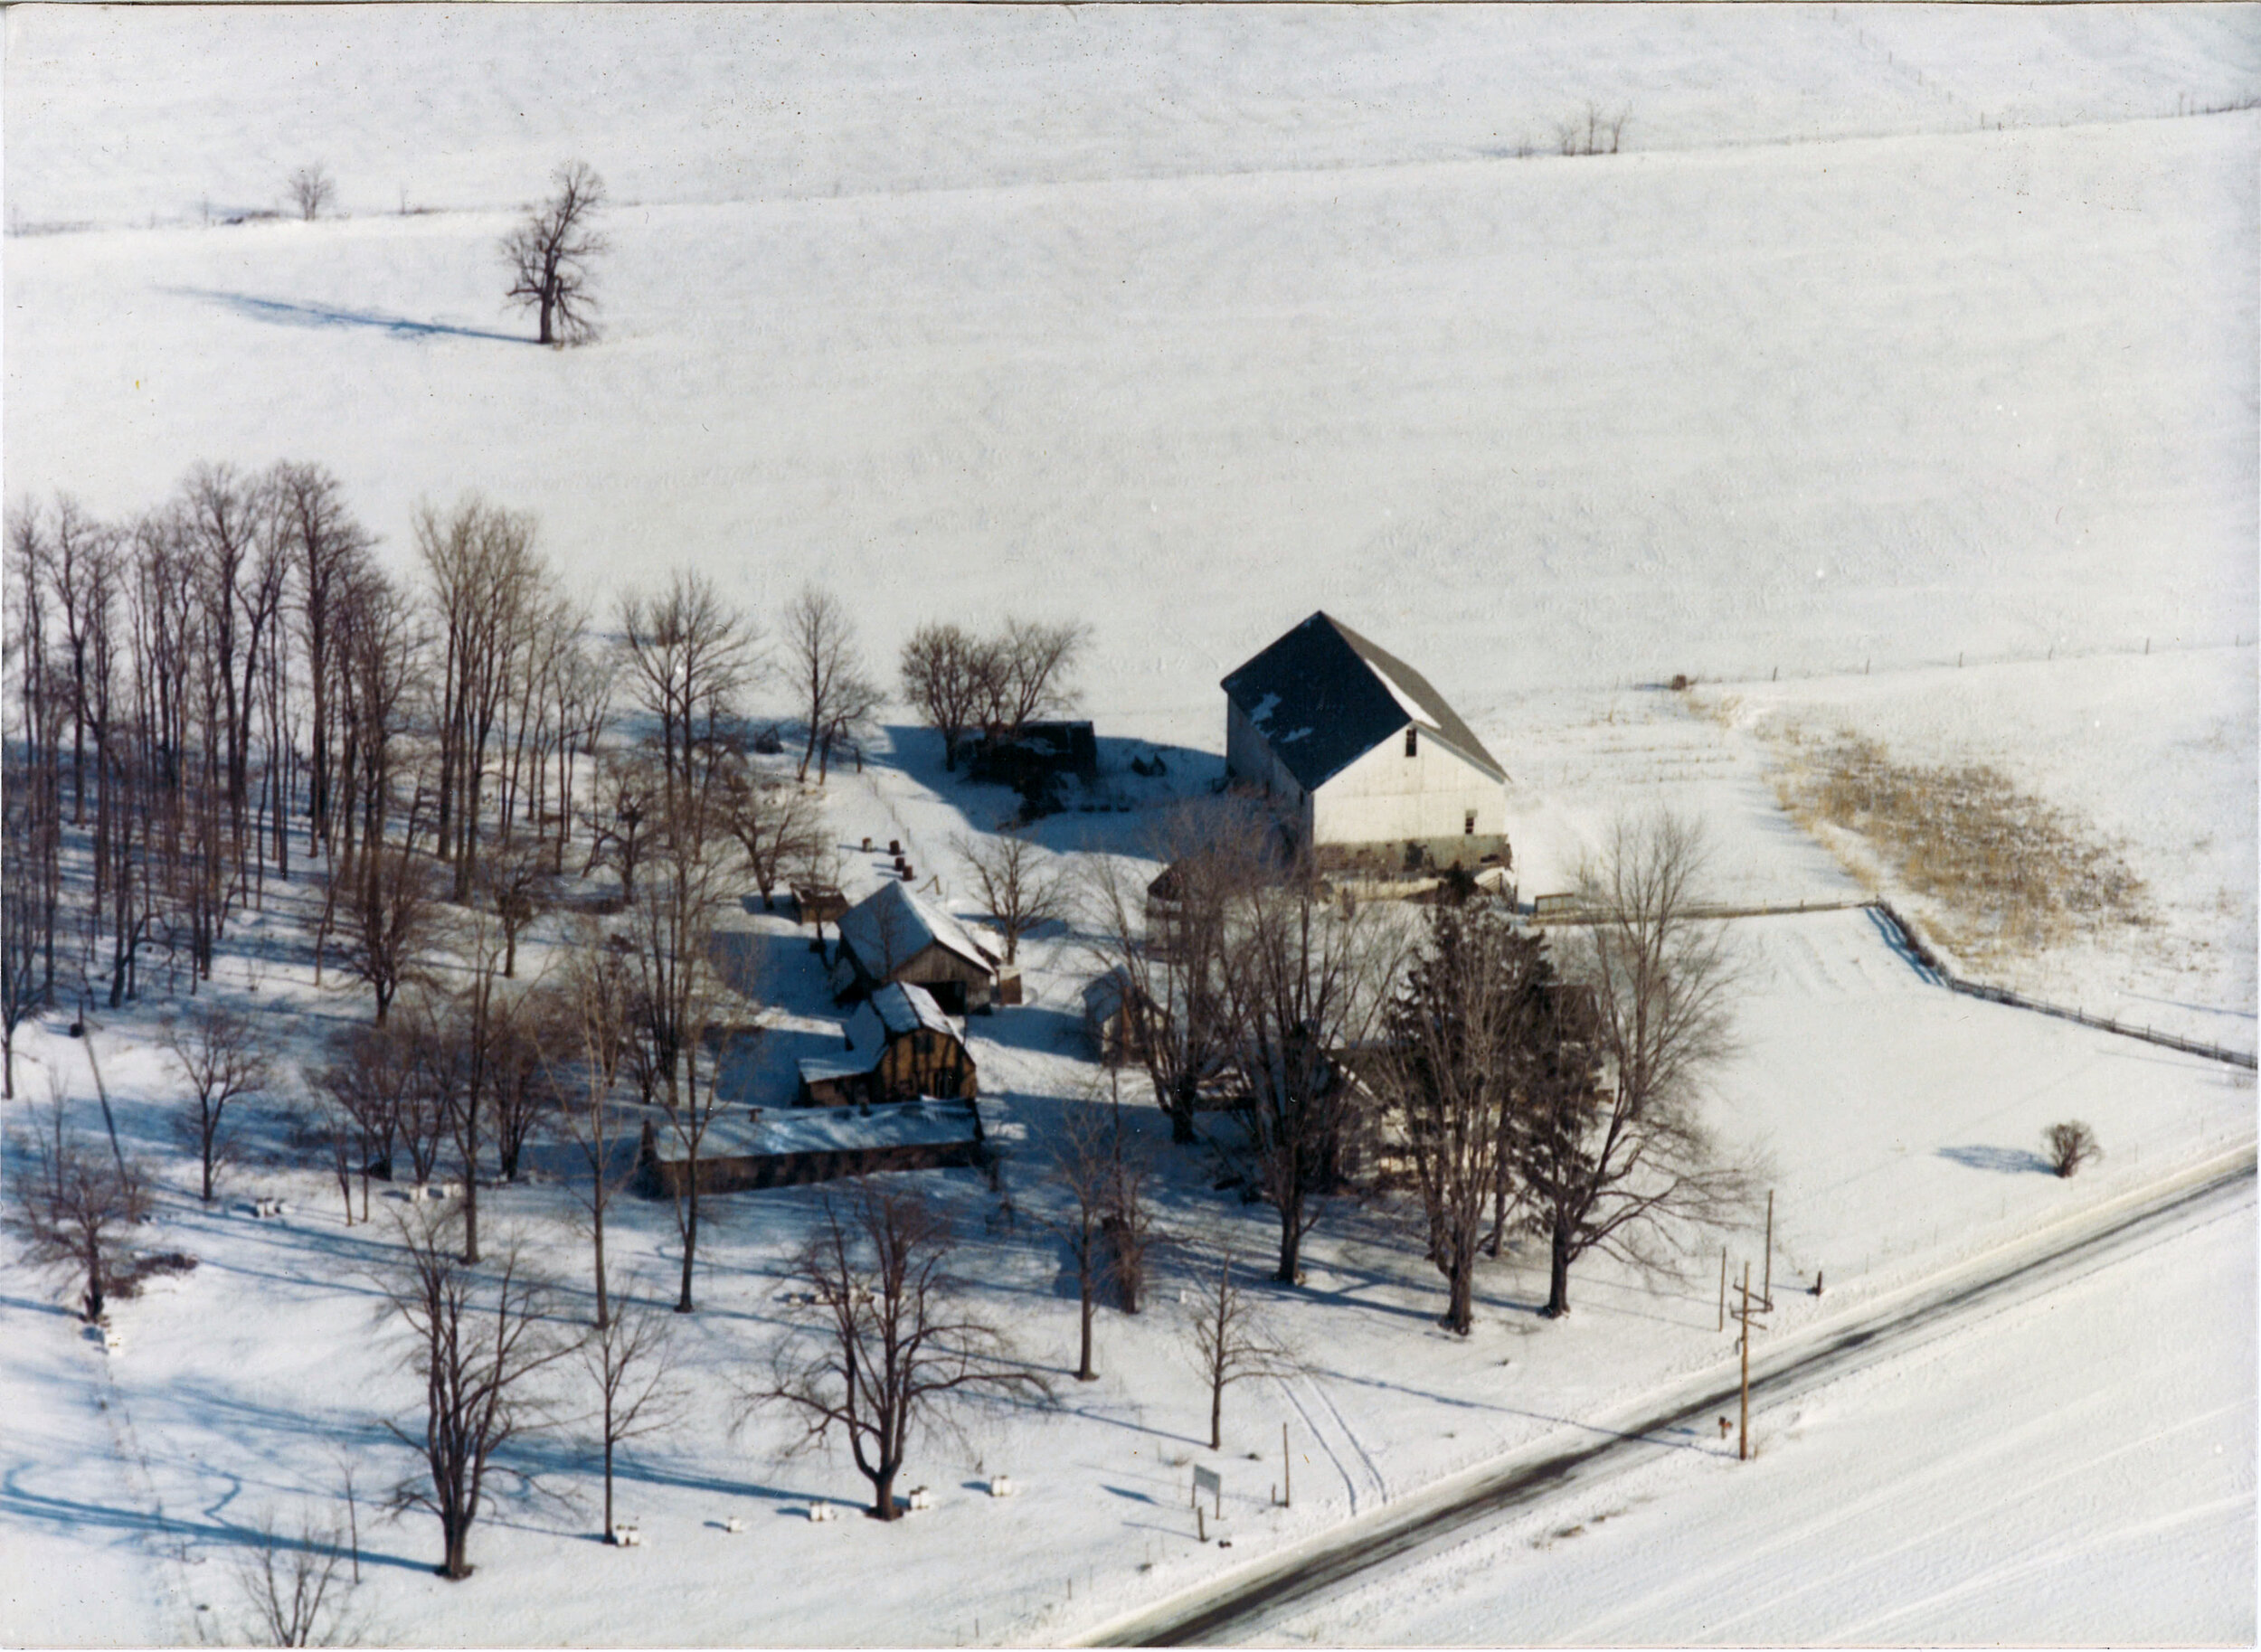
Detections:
[1764, 1191, 1775, 1310]
[1738, 1261, 1755, 1461]
[1282, 1421, 1291, 1508]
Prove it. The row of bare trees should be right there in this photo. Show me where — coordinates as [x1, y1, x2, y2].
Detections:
[3, 472, 609, 1056]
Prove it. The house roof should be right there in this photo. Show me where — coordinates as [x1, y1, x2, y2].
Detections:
[1221, 612, 1507, 791]
[809, 982, 965, 1082]
[796, 1052, 871, 1086]
[866, 981, 960, 1042]
[687, 1097, 985, 1161]
[837, 881, 998, 978]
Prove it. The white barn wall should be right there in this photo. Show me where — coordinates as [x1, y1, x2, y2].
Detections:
[1310, 731, 1501, 847]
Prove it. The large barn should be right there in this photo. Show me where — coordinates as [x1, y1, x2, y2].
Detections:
[1222, 612, 1509, 874]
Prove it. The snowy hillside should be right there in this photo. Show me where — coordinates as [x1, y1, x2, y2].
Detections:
[8, 21, 2256, 732]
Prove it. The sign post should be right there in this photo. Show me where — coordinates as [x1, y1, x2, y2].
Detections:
[1193, 1464, 1222, 1520]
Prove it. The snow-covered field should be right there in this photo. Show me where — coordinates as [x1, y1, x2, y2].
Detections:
[5, 5, 2256, 1646]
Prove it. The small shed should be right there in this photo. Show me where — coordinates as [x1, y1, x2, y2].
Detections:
[834, 880, 1000, 1014]
[970, 721, 1099, 786]
[637, 1099, 987, 1196]
[1083, 966, 1160, 1067]
[792, 883, 848, 929]
[797, 982, 977, 1108]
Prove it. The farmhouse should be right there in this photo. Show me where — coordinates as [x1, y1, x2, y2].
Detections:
[797, 981, 979, 1107]
[1223, 612, 1509, 874]
[831, 879, 1001, 1013]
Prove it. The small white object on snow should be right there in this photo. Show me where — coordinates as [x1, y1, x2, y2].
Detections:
[988, 1474, 1017, 1497]
[612, 1525, 642, 1547]
[723, 1515, 744, 1534]
[906, 1486, 933, 1512]
[808, 1503, 837, 1523]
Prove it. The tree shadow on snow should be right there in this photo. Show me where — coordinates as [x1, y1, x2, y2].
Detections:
[1937, 1143, 2056, 1176]
[0, 1461, 436, 1576]
[165, 288, 529, 345]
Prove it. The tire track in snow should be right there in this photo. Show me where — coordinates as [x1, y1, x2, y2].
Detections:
[1305, 1371, 1388, 1508]
[1277, 1375, 1360, 1516]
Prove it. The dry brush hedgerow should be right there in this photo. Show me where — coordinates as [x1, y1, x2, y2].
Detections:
[1772, 731, 2151, 966]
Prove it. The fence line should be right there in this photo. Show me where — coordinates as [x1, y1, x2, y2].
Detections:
[1868, 899, 2257, 1071]
[1529, 896, 1876, 926]
[1531, 895, 2256, 1072]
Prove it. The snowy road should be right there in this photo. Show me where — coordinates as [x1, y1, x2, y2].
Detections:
[1079, 1148, 2256, 1646]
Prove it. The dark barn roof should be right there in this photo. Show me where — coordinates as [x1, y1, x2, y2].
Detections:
[1221, 612, 1506, 791]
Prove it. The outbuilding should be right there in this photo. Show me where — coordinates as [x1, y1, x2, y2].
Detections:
[831, 880, 1001, 1014]
[637, 1098, 987, 1196]
[796, 981, 978, 1108]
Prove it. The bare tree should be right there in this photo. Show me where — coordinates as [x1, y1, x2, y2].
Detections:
[721, 763, 822, 912]
[233, 1511, 350, 1647]
[502, 162, 608, 346]
[551, 919, 637, 1328]
[6, 1095, 152, 1321]
[477, 839, 553, 981]
[2044, 1120, 2101, 1178]
[758, 1184, 1049, 1520]
[980, 617, 1089, 743]
[378, 1208, 576, 1580]
[1098, 1072, 1159, 1314]
[579, 1282, 682, 1543]
[1222, 873, 1400, 1285]
[1047, 1100, 1121, 1382]
[0, 841, 44, 1100]
[624, 850, 743, 1312]
[309, 1031, 397, 1228]
[954, 829, 1067, 966]
[162, 1002, 273, 1204]
[1081, 803, 1268, 1145]
[336, 822, 440, 1024]
[418, 496, 550, 901]
[784, 586, 876, 786]
[483, 985, 558, 1184]
[1525, 813, 1749, 1317]
[898, 621, 998, 771]
[613, 569, 762, 850]
[1375, 907, 1554, 1335]
[1181, 1249, 1294, 1451]
[285, 164, 336, 222]
[581, 747, 660, 905]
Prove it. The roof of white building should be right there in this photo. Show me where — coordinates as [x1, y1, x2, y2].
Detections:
[1221, 611, 1508, 791]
